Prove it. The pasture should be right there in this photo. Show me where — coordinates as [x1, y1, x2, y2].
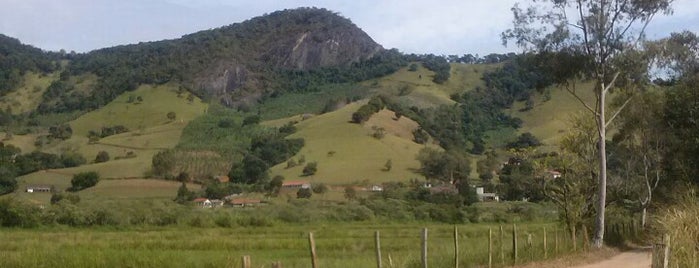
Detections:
[0, 222, 582, 268]
[268, 102, 438, 184]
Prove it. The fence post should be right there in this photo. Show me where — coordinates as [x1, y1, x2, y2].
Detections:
[241, 256, 251, 268]
[309, 232, 318, 268]
[512, 224, 518, 265]
[500, 225, 505, 265]
[572, 225, 577, 252]
[488, 227, 493, 268]
[527, 233, 533, 261]
[554, 228, 559, 255]
[543, 227, 548, 259]
[422, 228, 428, 268]
[663, 234, 670, 268]
[272, 261, 283, 268]
[376, 231, 382, 268]
[454, 226, 459, 268]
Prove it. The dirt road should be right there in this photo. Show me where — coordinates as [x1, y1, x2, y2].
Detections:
[571, 249, 651, 268]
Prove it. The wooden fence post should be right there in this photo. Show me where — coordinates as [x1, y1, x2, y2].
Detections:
[309, 232, 318, 268]
[527, 233, 533, 261]
[512, 224, 518, 265]
[271, 261, 283, 268]
[454, 226, 459, 268]
[500, 225, 505, 265]
[543, 227, 548, 259]
[572, 225, 577, 252]
[488, 227, 493, 268]
[582, 225, 590, 251]
[555, 228, 559, 255]
[663, 234, 670, 268]
[376, 231, 382, 268]
[422, 228, 428, 268]
[241, 256, 251, 268]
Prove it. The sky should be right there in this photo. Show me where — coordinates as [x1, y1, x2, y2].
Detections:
[1, 0, 699, 55]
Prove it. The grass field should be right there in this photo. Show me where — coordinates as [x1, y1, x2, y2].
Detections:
[268, 101, 438, 184]
[0, 71, 58, 114]
[0, 222, 582, 268]
[365, 63, 498, 109]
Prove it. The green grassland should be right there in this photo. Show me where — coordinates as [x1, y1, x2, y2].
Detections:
[365, 63, 497, 108]
[0, 222, 582, 268]
[269, 101, 439, 184]
[8, 83, 208, 203]
[0, 71, 58, 114]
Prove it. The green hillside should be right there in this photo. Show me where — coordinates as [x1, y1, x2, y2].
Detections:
[269, 102, 439, 184]
[0, 71, 59, 114]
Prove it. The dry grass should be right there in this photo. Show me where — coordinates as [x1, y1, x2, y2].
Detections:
[655, 196, 699, 267]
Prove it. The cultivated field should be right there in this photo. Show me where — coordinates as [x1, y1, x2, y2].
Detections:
[0, 222, 582, 268]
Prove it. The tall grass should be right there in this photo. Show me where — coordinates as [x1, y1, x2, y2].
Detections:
[0, 222, 583, 268]
[655, 195, 699, 267]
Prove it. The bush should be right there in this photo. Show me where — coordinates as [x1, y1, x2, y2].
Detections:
[94, 151, 110, 163]
[69, 171, 100, 191]
[297, 188, 312, 199]
[167, 111, 176, 121]
[302, 162, 317, 176]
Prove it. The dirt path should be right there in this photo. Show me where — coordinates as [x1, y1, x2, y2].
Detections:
[571, 249, 651, 268]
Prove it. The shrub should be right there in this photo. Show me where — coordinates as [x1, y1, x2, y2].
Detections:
[94, 151, 110, 163]
[302, 162, 317, 176]
[69, 171, 100, 191]
[297, 188, 312, 199]
[167, 111, 176, 121]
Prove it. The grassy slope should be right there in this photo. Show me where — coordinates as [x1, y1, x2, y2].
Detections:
[0, 72, 58, 114]
[366, 63, 496, 108]
[12, 83, 208, 204]
[505, 82, 597, 151]
[269, 102, 437, 184]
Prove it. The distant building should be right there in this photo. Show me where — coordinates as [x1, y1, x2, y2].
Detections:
[476, 187, 499, 202]
[282, 180, 311, 189]
[193, 198, 212, 208]
[25, 185, 53, 193]
[230, 198, 262, 207]
[370, 185, 383, 192]
[547, 170, 562, 179]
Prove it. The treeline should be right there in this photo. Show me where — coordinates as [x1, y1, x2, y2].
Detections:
[0, 190, 552, 228]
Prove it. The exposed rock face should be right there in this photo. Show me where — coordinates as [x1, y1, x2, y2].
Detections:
[192, 8, 383, 105]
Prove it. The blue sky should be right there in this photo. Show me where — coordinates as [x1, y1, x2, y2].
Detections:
[1, 0, 698, 55]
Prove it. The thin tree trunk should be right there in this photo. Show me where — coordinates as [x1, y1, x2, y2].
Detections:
[641, 207, 647, 228]
[594, 84, 607, 248]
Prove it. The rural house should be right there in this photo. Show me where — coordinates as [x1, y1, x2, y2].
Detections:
[230, 198, 262, 207]
[476, 187, 499, 202]
[25, 185, 54, 193]
[282, 180, 311, 189]
[193, 198, 212, 208]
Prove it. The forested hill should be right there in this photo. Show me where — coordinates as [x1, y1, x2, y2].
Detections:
[40, 7, 391, 113]
[0, 34, 57, 96]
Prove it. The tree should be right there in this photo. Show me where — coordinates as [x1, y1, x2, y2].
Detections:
[69, 171, 100, 191]
[297, 188, 312, 199]
[416, 148, 471, 182]
[612, 91, 667, 227]
[383, 159, 392, 171]
[503, 0, 673, 248]
[94, 151, 110, 163]
[268, 175, 284, 195]
[344, 186, 357, 200]
[312, 183, 328, 194]
[174, 182, 195, 204]
[242, 115, 260, 126]
[167, 111, 176, 121]
[302, 162, 317, 176]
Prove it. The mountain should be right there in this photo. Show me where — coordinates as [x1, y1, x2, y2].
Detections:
[38, 7, 389, 113]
